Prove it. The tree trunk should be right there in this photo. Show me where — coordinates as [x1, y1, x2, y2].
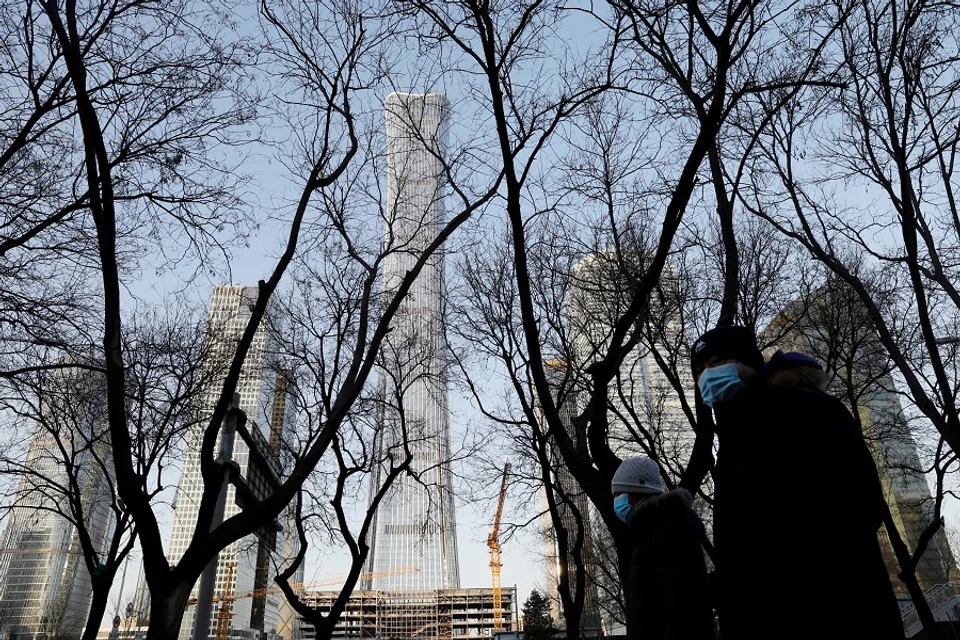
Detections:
[562, 605, 582, 640]
[681, 389, 716, 498]
[709, 143, 739, 329]
[312, 620, 334, 640]
[146, 584, 194, 640]
[884, 509, 941, 640]
[554, 526, 583, 640]
[81, 581, 112, 640]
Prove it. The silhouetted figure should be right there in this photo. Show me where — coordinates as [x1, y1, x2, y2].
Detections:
[612, 456, 714, 640]
[691, 326, 904, 640]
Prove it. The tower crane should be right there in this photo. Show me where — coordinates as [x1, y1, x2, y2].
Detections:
[488, 462, 512, 633]
[214, 563, 236, 640]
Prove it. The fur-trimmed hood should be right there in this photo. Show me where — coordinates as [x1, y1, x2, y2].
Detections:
[627, 489, 694, 527]
[759, 350, 829, 391]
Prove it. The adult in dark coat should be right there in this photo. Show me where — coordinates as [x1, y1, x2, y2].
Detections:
[691, 326, 905, 640]
[612, 456, 714, 640]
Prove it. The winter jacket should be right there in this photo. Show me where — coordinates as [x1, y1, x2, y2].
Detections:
[710, 353, 905, 640]
[625, 489, 715, 640]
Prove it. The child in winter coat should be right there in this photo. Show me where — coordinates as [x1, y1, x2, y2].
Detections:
[612, 456, 714, 640]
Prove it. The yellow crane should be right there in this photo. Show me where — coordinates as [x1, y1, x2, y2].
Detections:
[488, 462, 512, 633]
[214, 563, 236, 640]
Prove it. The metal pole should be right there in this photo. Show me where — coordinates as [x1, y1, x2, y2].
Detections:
[109, 556, 130, 640]
[114, 554, 130, 617]
[192, 394, 242, 640]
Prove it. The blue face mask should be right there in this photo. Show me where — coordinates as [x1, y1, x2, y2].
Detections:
[698, 362, 745, 407]
[614, 494, 633, 523]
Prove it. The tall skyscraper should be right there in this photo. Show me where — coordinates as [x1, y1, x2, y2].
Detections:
[767, 291, 957, 592]
[567, 252, 697, 475]
[132, 560, 151, 626]
[364, 92, 460, 591]
[562, 251, 697, 632]
[0, 363, 115, 639]
[168, 286, 297, 639]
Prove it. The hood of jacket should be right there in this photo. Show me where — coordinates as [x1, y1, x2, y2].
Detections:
[712, 350, 827, 437]
[628, 489, 693, 527]
[757, 350, 828, 392]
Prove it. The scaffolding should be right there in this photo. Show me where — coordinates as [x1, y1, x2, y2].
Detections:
[379, 591, 452, 640]
[299, 588, 517, 640]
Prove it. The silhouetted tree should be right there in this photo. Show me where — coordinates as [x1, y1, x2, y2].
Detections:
[523, 590, 557, 640]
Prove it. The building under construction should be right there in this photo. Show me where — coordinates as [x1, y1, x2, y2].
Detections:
[297, 588, 518, 640]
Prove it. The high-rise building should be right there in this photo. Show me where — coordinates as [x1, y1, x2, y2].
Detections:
[131, 560, 151, 625]
[364, 92, 460, 591]
[0, 363, 115, 639]
[539, 361, 603, 636]
[562, 251, 698, 632]
[766, 291, 957, 593]
[168, 285, 297, 639]
[567, 252, 697, 474]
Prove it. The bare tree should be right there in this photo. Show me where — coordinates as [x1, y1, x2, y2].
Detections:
[745, 0, 960, 466]
[267, 244, 474, 640]
[739, 0, 960, 629]
[468, 2, 853, 615]
[420, 0, 847, 630]
[0, 0, 507, 635]
[0, 0, 257, 373]
[0, 308, 216, 639]
[269, 369, 458, 640]
[273, 445, 411, 640]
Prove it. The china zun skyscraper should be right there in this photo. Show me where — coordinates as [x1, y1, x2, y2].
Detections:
[364, 92, 460, 591]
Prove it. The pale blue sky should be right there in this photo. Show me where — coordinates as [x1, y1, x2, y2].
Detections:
[98, 0, 960, 625]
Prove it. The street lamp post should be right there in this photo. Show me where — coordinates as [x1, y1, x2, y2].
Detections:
[192, 395, 244, 640]
[190, 392, 283, 640]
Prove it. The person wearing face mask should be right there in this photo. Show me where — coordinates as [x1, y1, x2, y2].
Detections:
[690, 326, 904, 640]
[611, 456, 714, 640]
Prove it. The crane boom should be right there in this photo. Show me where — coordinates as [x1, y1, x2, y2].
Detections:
[490, 463, 511, 542]
[488, 462, 511, 633]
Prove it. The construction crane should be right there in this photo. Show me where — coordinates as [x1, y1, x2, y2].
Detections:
[488, 462, 512, 633]
[306, 564, 421, 590]
[214, 563, 236, 640]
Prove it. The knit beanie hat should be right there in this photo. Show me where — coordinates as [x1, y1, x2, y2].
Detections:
[611, 456, 665, 496]
[691, 325, 765, 374]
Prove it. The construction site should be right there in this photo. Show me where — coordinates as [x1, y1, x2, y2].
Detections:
[296, 588, 518, 640]
[92, 462, 520, 640]
[296, 464, 518, 640]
